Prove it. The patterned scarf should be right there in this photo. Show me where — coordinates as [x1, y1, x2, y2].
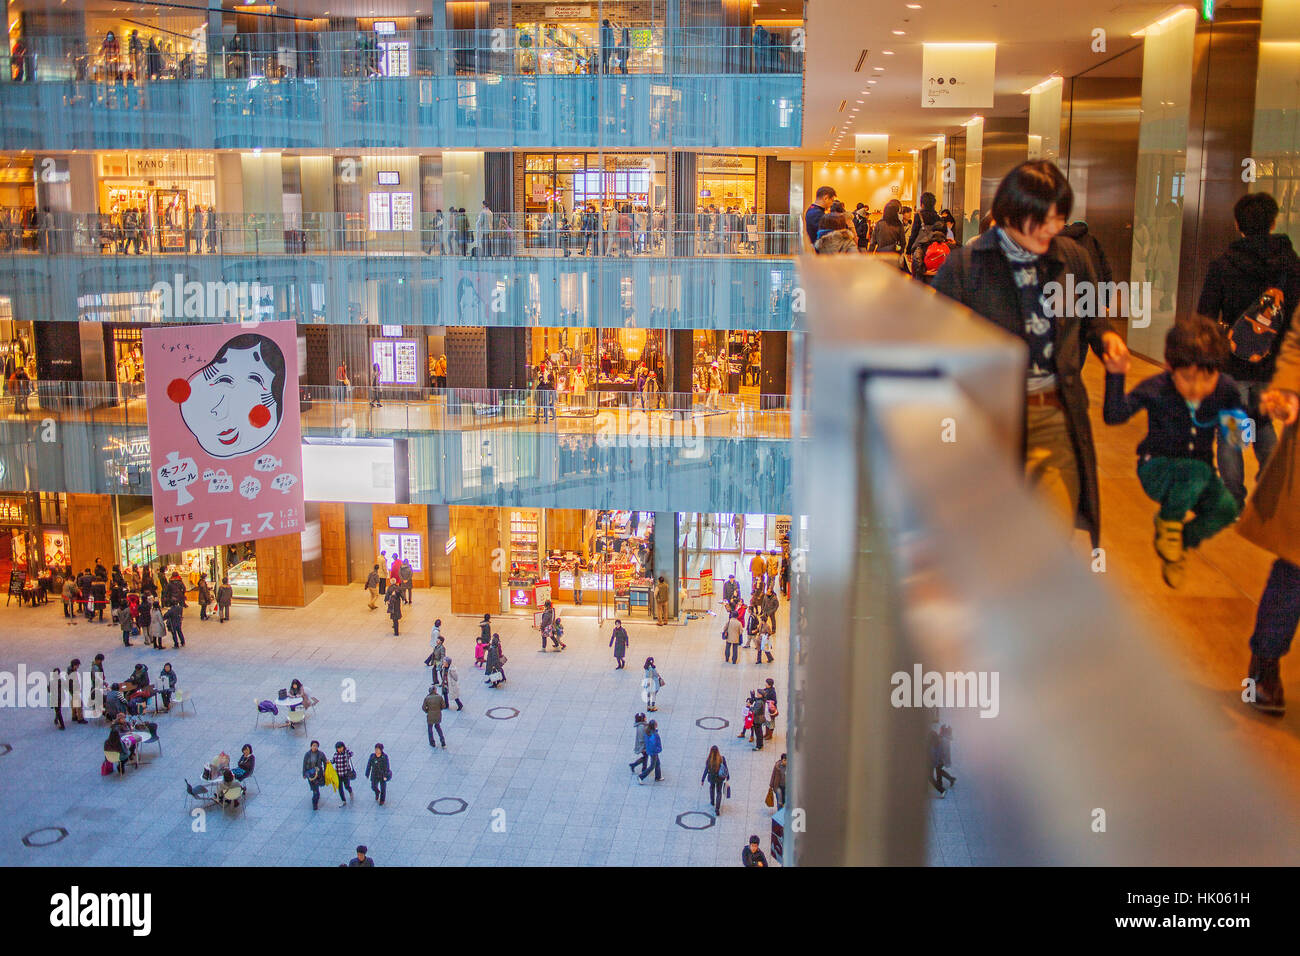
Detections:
[996, 228, 1057, 393]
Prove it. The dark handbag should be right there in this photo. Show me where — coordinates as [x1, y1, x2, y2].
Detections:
[725, 784, 731, 799]
[1228, 286, 1286, 364]
[348, 769, 357, 781]
[277, 688, 288, 700]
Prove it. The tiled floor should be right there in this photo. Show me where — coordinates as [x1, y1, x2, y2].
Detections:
[0, 588, 791, 867]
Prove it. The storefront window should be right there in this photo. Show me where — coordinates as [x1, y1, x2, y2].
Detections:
[96, 152, 216, 255]
[697, 154, 757, 214]
[0, 159, 36, 252]
[522, 153, 666, 243]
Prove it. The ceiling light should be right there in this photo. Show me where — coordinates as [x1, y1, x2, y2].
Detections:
[856, 99, 864, 103]
[873, 66, 885, 71]
[892, 30, 906, 35]
[906, 3, 922, 8]
[882, 50, 895, 55]
[867, 79, 878, 84]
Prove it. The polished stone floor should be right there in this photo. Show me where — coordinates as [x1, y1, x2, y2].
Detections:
[0, 586, 802, 867]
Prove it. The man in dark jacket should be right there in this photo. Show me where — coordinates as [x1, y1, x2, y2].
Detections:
[906, 191, 938, 256]
[386, 586, 403, 636]
[303, 740, 328, 811]
[422, 685, 446, 747]
[1059, 220, 1113, 285]
[804, 186, 836, 249]
[933, 160, 1129, 547]
[742, 835, 768, 867]
[163, 601, 185, 648]
[1196, 191, 1300, 508]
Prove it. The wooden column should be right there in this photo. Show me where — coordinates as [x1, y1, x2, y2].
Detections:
[66, 494, 117, 571]
[449, 505, 500, 615]
[320, 502, 349, 585]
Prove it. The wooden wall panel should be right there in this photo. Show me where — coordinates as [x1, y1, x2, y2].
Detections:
[449, 505, 499, 615]
[320, 502, 349, 585]
[547, 508, 584, 554]
[257, 531, 305, 608]
[371, 503, 430, 588]
[67, 494, 117, 572]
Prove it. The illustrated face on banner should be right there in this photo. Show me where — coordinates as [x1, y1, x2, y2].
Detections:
[170, 334, 286, 459]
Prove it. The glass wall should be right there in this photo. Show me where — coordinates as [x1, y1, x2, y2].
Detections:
[1127, 8, 1196, 360]
[1251, 0, 1300, 246]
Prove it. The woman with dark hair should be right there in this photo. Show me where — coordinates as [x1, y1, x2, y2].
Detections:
[232, 744, 255, 780]
[700, 744, 730, 815]
[932, 160, 1129, 547]
[906, 190, 939, 255]
[814, 211, 858, 254]
[868, 199, 906, 255]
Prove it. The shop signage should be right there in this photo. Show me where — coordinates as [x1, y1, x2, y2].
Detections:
[534, 584, 552, 605]
[700, 567, 713, 597]
[921, 42, 996, 109]
[381, 325, 403, 337]
[377, 170, 401, 185]
[390, 192, 414, 232]
[373, 20, 397, 34]
[387, 516, 410, 529]
[143, 321, 305, 551]
[368, 192, 392, 232]
[445, 536, 457, 555]
[7, 569, 26, 600]
[544, 5, 592, 18]
[510, 587, 532, 607]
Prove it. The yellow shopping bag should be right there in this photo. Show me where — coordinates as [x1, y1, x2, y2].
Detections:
[324, 762, 340, 792]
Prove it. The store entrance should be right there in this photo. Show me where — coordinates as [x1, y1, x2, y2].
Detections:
[118, 500, 259, 601]
[500, 507, 656, 621]
[679, 512, 790, 607]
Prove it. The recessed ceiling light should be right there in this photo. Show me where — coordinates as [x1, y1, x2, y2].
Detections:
[892, 30, 906, 35]
[906, 3, 922, 8]
[873, 66, 885, 71]
[856, 99, 864, 103]
[867, 79, 878, 84]
[882, 50, 895, 55]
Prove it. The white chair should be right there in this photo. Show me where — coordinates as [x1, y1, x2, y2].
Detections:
[285, 709, 309, 733]
[219, 783, 245, 815]
[239, 771, 261, 794]
[172, 688, 196, 715]
[103, 749, 124, 776]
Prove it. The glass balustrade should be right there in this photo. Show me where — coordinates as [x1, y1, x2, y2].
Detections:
[0, 383, 793, 513]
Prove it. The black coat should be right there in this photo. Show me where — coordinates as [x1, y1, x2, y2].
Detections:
[1195, 233, 1300, 384]
[932, 230, 1114, 545]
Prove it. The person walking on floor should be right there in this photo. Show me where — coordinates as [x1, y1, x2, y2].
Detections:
[68, 659, 87, 724]
[441, 657, 463, 710]
[750, 691, 767, 750]
[1234, 288, 1300, 715]
[197, 574, 212, 621]
[762, 587, 779, 629]
[929, 723, 956, 796]
[629, 712, 649, 777]
[701, 745, 729, 815]
[51, 667, 66, 730]
[303, 740, 328, 811]
[216, 577, 232, 622]
[119, 604, 134, 647]
[163, 600, 185, 648]
[638, 719, 663, 783]
[540, 599, 556, 651]
[758, 619, 774, 664]
[425, 622, 446, 675]
[399, 559, 413, 605]
[724, 609, 743, 664]
[655, 575, 669, 626]
[742, 835, 768, 867]
[386, 586, 403, 636]
[484, 633, 506, 686]
[332, 742, 355, 806]
[422, 684, 446, 748]
[768, 753, 787, 811]
[365, 743, 392, 805]
[365, 565, 380, 610]
[642, 657, 663, 712]
[610, 618, 630, 669]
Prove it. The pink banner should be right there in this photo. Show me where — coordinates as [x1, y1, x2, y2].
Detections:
[144, 322, 304, 551]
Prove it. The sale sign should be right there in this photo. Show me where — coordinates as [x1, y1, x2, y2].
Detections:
[144, 322, 304, 551]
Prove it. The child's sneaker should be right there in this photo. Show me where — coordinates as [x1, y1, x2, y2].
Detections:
[1153, 516, 1185, 563]
[1160, 556, 1187, 589]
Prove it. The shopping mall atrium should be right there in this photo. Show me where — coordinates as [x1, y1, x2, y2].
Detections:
[0, 0, 1298, 877]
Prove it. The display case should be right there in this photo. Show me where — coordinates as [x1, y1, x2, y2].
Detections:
[508, 510, 541, 583]
[227, 558, 258, 600]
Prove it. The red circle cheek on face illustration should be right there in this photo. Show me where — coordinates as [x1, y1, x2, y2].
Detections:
[166, 378, 191, 404]
[248, 404, 271, 428]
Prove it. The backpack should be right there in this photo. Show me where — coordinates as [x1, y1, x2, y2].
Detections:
[1228, 286, 1286, 364]
[923, 240, 952, 275]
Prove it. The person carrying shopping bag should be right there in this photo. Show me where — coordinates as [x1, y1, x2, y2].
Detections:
[642, 657, 664, 712]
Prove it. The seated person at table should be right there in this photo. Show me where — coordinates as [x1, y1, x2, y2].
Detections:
[156, 663, 177, 711]
[125, 663, 150, 693]
[104, 727, 129, 774]
[288, 679, 317, 710]
[114, 711, 158, 743]
[232, 744, 255, 780]
[214, 770, 241, 806]
[104, 684, 130, 721]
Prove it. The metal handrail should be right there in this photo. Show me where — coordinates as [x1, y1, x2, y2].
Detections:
[790, 256, 1300, 865]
